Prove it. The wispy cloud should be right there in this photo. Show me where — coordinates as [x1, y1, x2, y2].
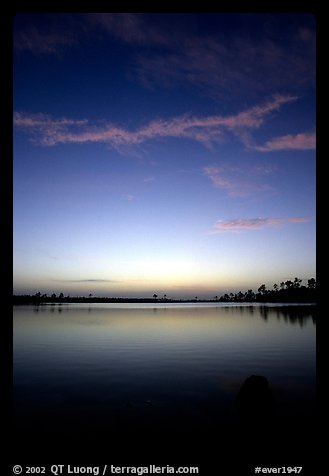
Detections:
[209, 216, 309, 234]
[203, 166, 233, 190]
[135, 27, 315, 98]
[87, 13, 170, 46]
[14, 13, 169, 57]
[14, 25, 79, 56]
[14, 13, 315, 100]
[54, 279, 118, 283]
[13, 94, 297, 153]
[253, 131, 316, 152]
[202, 165, 274, 198]
[13, 112, 88, 145]
[143, 176, 156, 183]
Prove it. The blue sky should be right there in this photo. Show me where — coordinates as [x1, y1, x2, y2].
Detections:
[13, 13, 316, 298]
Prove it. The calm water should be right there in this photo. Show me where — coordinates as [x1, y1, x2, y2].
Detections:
[13, 303, 315, 443]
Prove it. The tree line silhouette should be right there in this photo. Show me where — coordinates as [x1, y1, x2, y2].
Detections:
[13, 277, 316, 304]
[218, 277, 317, 303]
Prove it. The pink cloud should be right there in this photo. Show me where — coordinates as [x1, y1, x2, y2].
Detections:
[210, 216, 309, 234]
[203, 166, 243, 197]
[253, 131, 316, 152]
[13, 112, 87, 128]
[13, 112, 88, 146]
[13, 95, 297, 152]
[202, 165, 274, 198]
[224, 94, 298, 130]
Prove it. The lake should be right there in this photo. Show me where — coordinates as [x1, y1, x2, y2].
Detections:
[13, 303, 316, 466]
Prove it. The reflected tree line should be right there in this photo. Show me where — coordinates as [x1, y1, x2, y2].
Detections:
[260, 305, 316, 325]
[205, 301, 315, 326]
[13, 277, 316, 304]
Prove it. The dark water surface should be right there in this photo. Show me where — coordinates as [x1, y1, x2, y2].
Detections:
[13, 303, 316, 468]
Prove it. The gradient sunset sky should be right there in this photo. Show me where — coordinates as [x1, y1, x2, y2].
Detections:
[13, 13, 316, 298]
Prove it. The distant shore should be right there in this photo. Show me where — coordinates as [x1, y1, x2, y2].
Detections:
[13, 277, 317, 305]
[12, 296, 317, 306]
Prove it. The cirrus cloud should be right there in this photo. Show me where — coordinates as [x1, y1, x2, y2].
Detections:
[202, 165, 274, 198]
[53, 278, 119, 283]
[14, 24, 79, 56]
[253, 131, 316, 152]
[13, 94, 298, 153]
[14, 13, 315, 101]
[209, 216, 309, 234]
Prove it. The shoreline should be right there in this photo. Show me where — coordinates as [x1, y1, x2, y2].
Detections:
[12, 296, 317, 306]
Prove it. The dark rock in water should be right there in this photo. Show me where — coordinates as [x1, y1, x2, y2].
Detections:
[236, 375, 275, 422]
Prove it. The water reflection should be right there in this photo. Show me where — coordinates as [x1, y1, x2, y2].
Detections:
[258, 305, 316, 326]
[29, 301, 316, 323]
[13, 303, 315, 442]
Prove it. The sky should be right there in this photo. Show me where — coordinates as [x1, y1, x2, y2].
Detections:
[13, 13, 316, 299]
